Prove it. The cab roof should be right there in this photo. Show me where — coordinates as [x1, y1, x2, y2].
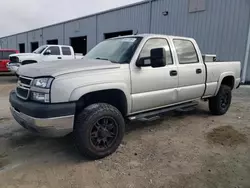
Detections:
[112, 33, 194, 40]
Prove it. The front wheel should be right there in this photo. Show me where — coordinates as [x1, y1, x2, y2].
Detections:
[209, 85, 232, 115]
[74, 103, 125, 159]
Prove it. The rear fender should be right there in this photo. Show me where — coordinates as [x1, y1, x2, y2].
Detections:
[214, 72, 235, 95]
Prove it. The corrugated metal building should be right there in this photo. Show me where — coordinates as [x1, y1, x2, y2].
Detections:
[0, 0, 250, 82]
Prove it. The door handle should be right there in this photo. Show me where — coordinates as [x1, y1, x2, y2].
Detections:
[196, 69, 202, 74]
[57, 57, 62, 59]
[170, 70, 178, 76]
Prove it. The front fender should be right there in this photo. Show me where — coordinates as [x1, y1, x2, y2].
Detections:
[69, 82, 131, 114]
[214, 72, 235, 95]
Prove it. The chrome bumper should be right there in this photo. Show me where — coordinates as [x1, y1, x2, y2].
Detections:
[6, 62, 20, 73]
[10, 106, 74, 137]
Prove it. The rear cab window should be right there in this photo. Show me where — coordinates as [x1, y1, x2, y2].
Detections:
[0, 51, 16, 60]
[173, 39, 199, 64]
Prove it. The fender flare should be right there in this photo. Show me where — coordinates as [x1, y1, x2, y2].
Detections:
[214, 72, 235, 95]
[69, 82, 131, 114]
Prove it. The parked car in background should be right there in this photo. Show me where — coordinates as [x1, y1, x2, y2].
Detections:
[0, 49, 19, 72]
[9, 34, 241, 159]
[7, 45, 83, 74]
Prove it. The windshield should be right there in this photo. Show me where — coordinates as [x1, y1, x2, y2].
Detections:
[85, 37, 142, 63]
[33, 45, 47, 54]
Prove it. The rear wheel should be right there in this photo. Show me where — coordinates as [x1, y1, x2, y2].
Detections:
[209, 85, 232, 115]
[74, 103, 125, 159]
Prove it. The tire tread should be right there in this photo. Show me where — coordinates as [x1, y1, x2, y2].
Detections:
[209, 85, 232, 115]
[74, 103, 125, 159]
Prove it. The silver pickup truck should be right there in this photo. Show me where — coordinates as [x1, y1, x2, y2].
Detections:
[9, 34, 241, 159]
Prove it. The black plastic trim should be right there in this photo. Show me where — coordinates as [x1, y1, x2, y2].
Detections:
[9, 90, 75, 118]
[236, 82, 241, 89]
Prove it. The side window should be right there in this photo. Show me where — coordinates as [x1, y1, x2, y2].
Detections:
[173, 39, 199, 64]
[140, 38, 173, 65]
[62, 47, 72, 55]
[46, 46, 60, 55]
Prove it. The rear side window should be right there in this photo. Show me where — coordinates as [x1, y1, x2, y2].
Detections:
[0, 51, 15, 59]
[62, 47, 72, 55]
[46, 46, 60, 55]
[173, 39, 199, 64]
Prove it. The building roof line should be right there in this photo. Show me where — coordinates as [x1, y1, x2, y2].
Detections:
[0, 0, 155, 39]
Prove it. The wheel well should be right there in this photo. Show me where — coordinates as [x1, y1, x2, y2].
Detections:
[75, 89, 128, 116]
[221, 76, 235, 89]
[22, 60, 37, 65]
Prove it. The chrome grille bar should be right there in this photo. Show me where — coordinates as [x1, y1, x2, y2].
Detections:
[16, 76, 33, 100]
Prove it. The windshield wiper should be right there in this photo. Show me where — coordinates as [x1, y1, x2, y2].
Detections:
[95, 57, 117, 63]
[95, 57, 109, 61]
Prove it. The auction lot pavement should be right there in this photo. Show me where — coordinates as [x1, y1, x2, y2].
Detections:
[0, 75, 250, 188]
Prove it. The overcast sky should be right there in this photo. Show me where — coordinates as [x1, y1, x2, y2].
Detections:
[0, 0, 141, 37]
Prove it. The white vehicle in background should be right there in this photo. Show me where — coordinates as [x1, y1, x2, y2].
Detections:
[7, 45, 83, 74]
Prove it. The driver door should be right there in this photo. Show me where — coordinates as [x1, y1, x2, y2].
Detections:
[43, 46, 62, 61]
[130, 37, 178, 113]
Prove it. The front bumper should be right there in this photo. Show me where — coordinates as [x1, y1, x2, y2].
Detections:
[9, 91, 76, 137]
[6, 62, 20, 73]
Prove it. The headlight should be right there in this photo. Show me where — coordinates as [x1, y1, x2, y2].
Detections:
[31, 92, 50, 103]
[33, 77, 54, 88]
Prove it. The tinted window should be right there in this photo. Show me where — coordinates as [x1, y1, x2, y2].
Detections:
[173, 39, 199, 64]
[46, 46, 60, 55]
[140, 38, 173, 65]
[62, 47, 72, 55]
[0, 51, 15, 59]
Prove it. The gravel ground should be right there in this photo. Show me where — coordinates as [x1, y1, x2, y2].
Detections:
[0, 77, 250, 188]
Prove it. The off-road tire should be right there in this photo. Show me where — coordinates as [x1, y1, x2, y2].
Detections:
[209, 85, 232, 115]
[74, 103, 125, 159]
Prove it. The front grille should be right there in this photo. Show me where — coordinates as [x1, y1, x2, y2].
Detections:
[16, 87, 29, 99]
[19, 77, 32, 86]
[9, 56, 19, 63]
[16, 76, 33, 100]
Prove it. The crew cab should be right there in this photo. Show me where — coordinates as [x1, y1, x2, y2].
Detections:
[7, 45, 83, 73]
[0, 49, 18, 72]
[9, 34, 241, 159]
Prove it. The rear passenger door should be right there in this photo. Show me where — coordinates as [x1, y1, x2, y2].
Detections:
[173, 39, 205, 102]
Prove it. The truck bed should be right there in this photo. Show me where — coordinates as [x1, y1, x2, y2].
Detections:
[204, 61, 241, 97]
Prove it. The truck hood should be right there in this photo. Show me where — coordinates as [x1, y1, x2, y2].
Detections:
[9, 53, 40, 57]
[17, 58, 121, 77]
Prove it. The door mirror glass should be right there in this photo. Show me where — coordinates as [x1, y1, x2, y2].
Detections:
[136, 57, 151, 67]
[136, 48, 167, 68]
[150, 48, 166, 68]
[44, 49, 51, 55]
